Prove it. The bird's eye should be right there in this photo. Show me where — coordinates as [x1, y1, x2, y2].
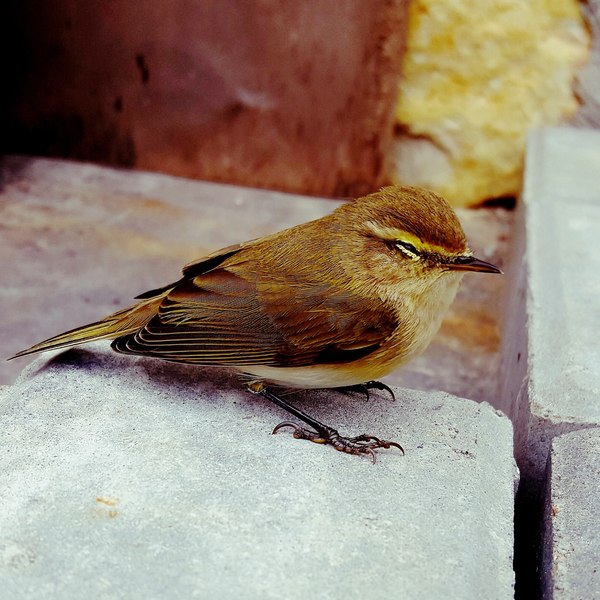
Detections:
[394, 241, 420, 260]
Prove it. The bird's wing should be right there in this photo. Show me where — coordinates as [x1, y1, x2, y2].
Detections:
[112, 264, 397, 367]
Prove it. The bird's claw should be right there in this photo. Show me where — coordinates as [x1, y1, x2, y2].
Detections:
[272, 421, 404, 463]
[364, 380, 396, 401]
[338, 380, 396, 402]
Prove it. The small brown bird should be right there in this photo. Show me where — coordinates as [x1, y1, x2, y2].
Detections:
[11, 186, 501, 460]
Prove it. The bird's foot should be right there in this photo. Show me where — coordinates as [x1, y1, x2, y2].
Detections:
[272, 421, 404, 463]
[338, 380, 396, 402]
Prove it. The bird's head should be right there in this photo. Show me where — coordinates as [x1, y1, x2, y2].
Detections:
[333, 186, 501, 294]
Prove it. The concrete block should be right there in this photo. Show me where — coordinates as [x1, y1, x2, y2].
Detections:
[542, 429, 600, 600]
[0, 345, 517, 599]
[504, 127, 600, 486]
[485, 126, 600, 594]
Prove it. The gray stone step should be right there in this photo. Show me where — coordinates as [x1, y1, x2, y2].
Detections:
[0, 345, 517, 599]
[520, 127, 600, 483]
[500, 126, 600, 596]
[542, 429, 600, 600]
[500, 126, 600, 485]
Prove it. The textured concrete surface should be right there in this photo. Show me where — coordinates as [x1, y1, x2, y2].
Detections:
[500, 127, 600, 597]
[1, 156, 511, 404]
[0, 345, 517, 599]
[542, 429, 600, 600]
[516, 127, 600, 486]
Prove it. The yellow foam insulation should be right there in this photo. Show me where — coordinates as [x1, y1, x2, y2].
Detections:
[394, 0, 590, 206]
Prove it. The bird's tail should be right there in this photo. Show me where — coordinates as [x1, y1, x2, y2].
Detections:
[9, 295, 163, 359]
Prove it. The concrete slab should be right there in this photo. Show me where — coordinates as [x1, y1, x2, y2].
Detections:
[542, 429, 600, 600]
[0, 345, 517, 599]
[502, 127, 600, 486]
[1, 156, 511, 405]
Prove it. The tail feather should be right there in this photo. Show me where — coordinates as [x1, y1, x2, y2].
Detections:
[9, 295, 163, 359]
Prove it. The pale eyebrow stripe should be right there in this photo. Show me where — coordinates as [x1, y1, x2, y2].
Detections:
[363, 221, 468, 258]
[364, 221, 423, 246]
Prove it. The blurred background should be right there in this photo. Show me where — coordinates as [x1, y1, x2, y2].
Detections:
[2, 0, 597, 207]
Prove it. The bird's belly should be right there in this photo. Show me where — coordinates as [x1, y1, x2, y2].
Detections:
[238, 362, 397, 389]
[239, 336, 416, 389]
[243, 274, 463, 389]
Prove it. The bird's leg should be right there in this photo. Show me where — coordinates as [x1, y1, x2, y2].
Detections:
[246, 381, 404, 463]
[338, 380, 396, 402]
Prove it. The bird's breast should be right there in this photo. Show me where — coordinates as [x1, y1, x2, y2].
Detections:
[240, 272, 463, 390]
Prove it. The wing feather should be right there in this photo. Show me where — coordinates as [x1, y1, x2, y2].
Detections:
[113, 263, 398, 367]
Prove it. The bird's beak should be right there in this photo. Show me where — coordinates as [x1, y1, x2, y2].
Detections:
[448, 256, 503, 274]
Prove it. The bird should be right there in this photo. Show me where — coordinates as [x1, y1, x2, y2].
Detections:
[11, 185, 501, 461]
